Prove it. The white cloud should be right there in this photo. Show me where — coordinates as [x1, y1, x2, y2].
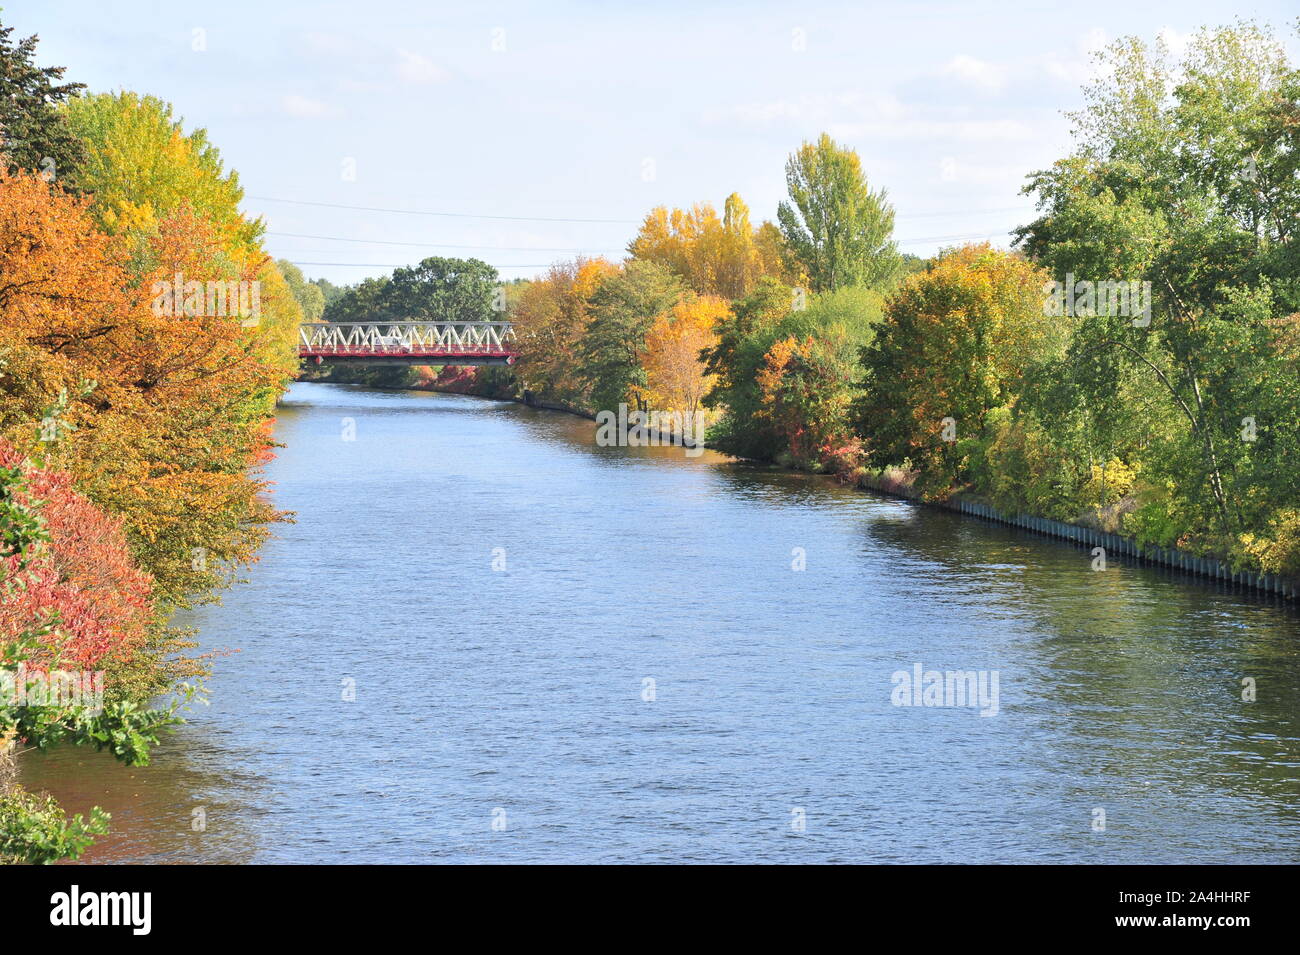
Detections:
[942, 55, 1009, 93]
[396, 49, 448, 85]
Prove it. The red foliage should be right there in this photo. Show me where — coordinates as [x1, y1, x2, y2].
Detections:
[0, 440, 154, 667]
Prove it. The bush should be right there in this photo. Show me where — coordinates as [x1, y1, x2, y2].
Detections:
[0, 786, 109, 865]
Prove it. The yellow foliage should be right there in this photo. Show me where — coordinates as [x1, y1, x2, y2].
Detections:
[1082, 457, 1137, 507]
[641, 296, 727, 414]
[628, 193, 795, 298]
[1238, 509, 1300, 577]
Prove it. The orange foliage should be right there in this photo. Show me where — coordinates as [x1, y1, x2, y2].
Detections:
[0, 169, 287, 608]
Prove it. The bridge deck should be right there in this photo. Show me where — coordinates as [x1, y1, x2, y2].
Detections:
[298, 321, 517, 366]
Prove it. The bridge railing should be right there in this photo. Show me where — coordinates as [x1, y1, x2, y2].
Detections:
[299, 321, 516, 355]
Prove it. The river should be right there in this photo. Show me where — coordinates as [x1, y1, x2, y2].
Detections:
[18, 382, 1300, 863]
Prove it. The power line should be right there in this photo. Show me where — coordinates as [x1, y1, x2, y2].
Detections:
[895, 206, 1033, 220]
[249, 195, 638, 224]
[251, 194, 1034, 227]
[288, 261, 559, 268]
[268, 230, 624, 253]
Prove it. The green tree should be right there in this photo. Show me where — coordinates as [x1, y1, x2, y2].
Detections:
[704, 280, 883, 463]
[1014, 21, 1300, 559]
[580, 260, 684, 413]
[702, 278, 793, 460]
[278, 259, 326, 322]
[0, 22, 85, 186]
[312, 276, 346, 309]
[385, 256, 499, 323]
[323, 275, 395, 323]
[777, 133, 901, 293]
[61, 91, 264, 262]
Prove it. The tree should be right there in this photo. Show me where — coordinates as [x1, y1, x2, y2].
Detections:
[642, 296, 727, 415]
[0, 22, 85, 186]
[580, 260, 684, 413]
[1, 460, 189, 864]
[509, 258, 618, 406]
[777, 133, 901, 292]
[702, 278, 794, 460]
[61, 91, 263, 262]
[323, 275, 394, 323]
[857, 245, 1059, 496]
[757, 331, 863, 472]
[0, 440, 153, 673]
[58, 90, 301, 410]
[0, 169, 288, 622]
[628, 193, 792, 298]
[385, 256, 499, 322]
[1014, 21, 1300, 560]
[278, 260, 326, 322]
[703, 280, 883, 463]
[312, 276, 346, 310]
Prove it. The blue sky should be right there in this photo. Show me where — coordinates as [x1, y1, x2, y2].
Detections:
[11, 0, 1298, 286]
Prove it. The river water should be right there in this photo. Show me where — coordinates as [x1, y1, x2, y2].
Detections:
[19, 382, 1300, 863]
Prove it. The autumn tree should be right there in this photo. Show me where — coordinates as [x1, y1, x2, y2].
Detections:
[0, 169, 287, 620]
[0, 440, 153, 676]
[856, 244, 1059, 496]
[60, 90, 300, 406]
[509, 258, 619, 406]
[628, 193, 792, 298]
[2, 460, 189, 864]
[642, 296, 727, 415]
[704, 280, 883, 463]
[62, 91, 263, 260]
[580, 260, 684, 413]
[757, 333, 862, 472]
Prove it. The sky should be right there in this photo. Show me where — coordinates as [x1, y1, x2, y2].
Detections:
[10, 0, 1298, 286]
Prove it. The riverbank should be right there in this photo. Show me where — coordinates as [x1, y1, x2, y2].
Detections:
[854, 469, 1300, 602]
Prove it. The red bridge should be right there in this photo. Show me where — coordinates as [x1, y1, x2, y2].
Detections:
[299, 321, 518, 366]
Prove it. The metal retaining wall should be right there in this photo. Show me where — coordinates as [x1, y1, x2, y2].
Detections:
[858, 473, 1299, 601]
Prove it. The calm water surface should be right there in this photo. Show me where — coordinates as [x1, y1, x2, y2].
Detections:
[20, 382, 1300, 863]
